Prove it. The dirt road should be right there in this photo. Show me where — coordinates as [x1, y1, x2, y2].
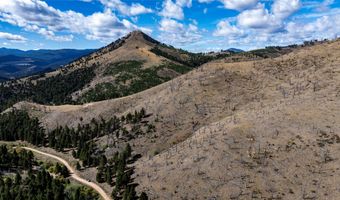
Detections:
[22, 147, 112, 200]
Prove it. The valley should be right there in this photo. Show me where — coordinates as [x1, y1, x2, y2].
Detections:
[0, 48, 95, 79]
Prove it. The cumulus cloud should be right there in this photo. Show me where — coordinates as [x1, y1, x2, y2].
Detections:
[35, 28, 74, 41]
[198, 0, 257, 11]
[158, 0, 200, 45]
[176, 0, 192, 8]
[211, 0, 340, 50]
[237, 0, 300, 32]
[237, 4, 281, 31]
[272, 0, 300, 19]
[0, 0, 147, 42]
[99, 0, 152, 16]
[159, 0, 184, 20]
[158, 18, 201, 45]
[286, 14, 340, 41]
[159, 0, 193, 20]
[211, 0, 301, 36]
[244, 13, 340, 48]
[198, 0, 214, 3]
[213, 20, 245, 37]
[220, 0, 258, 11]
[0, 31, 27, 42]
[159, 18, 184, 32]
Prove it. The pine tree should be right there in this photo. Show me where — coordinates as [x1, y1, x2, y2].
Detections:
[14, 173, 21, 185]
[55, 163, 62, 175]
[76, 162, 81, 170]
[74, 187, 80, 200]
[140, 192, 148, 200]
[123, 185, 137, 200]
[105, 167, 112, 185]
[124, 143, 132, 159]
[99, 155, 107, 169]
[61, 165, 69, 177]
[96, 170, 104, 183]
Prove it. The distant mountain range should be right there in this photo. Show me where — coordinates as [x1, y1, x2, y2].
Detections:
[227, 48, 244, 53]
[0, 76, 7, 82]
[0, 48, 95, 80]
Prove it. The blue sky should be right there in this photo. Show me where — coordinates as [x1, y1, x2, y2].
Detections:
[0, 0, 339, 52]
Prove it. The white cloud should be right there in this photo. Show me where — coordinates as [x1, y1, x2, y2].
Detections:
[220, 0, 258, 11]
[159, 18, 184, 32]
[203, 8, 208, 14]
[0, 31, 27, 42]
[158, 18, 202, 45]
[198, 0, 257, 11]
[198, 0, 214, 3]
[36, 28, 74, 41]
[237, 3, 280, 30]
[211, 0, 340, 50]
[314, 0, 334, 12]
[211, 0, 301, 36]
[99, 0, 152, 16]
[159, 0, 184, 20]
[0, 0, 148, 42]
[176, 0, 192, 8]
[213, 20, 245, 37]
[159, 0, 193, 20]
[286, 14, 340, 41]
[237, 0, 300, 32]
[272, 0, 300, 19]
[130, 4, 153, 15]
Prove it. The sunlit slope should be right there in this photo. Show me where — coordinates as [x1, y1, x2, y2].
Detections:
[12, 39, 340, 199]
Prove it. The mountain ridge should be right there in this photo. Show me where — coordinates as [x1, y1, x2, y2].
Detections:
[0, 31, 211, 111]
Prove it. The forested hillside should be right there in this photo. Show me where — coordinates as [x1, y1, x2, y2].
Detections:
[0, 108, 152, 199]
[0, 145, 98, 200]
[0, 66, 95, 112]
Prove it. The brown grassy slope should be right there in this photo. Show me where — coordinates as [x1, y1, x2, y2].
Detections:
[13, 39, 340, 199]
[133, 40, 340, 199]
[14, 39, 339, 149]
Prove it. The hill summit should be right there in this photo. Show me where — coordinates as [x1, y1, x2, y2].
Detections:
[124, 30, 160, 45]
[61, 30, 205, 103]
[0, 30, 213, 111]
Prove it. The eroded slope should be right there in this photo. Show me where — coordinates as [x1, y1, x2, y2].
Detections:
[12, 39, 340, 199]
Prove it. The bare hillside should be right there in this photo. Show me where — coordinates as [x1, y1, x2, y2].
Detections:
[13, 39, 340, 199]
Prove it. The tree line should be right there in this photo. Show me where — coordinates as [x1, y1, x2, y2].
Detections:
[0, 145, 34, 170]
[0, 110, 45, 145]
[0, 109, 151, 199]
[0, 65, 95, 112]
[0, 145, 98, 200]
[96, 144, 141, 199]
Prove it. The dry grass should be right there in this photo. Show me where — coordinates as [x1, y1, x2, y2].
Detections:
[12, 40, 340, 199]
